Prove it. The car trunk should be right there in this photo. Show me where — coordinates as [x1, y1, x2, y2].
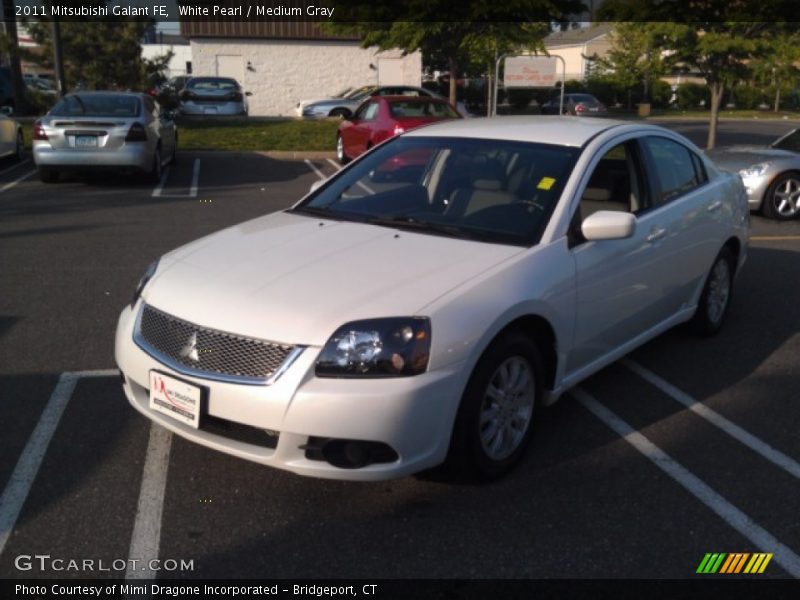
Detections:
[43, 117, 140, 151]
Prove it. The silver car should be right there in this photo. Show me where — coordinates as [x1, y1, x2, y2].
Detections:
[707, 128, 800, 220]
[298, 85, 469, 119]
[179, 77, 249, 116]
[32, 92, 177, 184]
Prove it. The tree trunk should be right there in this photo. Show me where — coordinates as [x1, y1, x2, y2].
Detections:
[774, 87, 781, 112]
[706, 81, 724, 150]
[2, 0, 30, 115]
[448, 57, 458, 107]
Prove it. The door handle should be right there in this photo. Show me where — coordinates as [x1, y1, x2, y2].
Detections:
[646, 227, 667, 243]
[707, 200, 723, 212]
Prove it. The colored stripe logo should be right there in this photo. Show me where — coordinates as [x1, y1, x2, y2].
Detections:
[697, 553, 772, 574]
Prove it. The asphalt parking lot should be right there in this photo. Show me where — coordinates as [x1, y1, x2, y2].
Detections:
[0, 119, 799, 582]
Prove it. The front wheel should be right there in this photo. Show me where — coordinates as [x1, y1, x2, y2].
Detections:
[446, 333, 542, 481]
[336, 133, 350, 165]
[688, 247, 734, 336]
[762, 171, 800, 220]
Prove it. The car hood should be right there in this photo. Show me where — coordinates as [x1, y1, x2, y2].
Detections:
[707, 146, 796, 171]
[143, 211, 523, 346]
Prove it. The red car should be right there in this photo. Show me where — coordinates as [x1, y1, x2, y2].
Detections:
[336, 96, 461, 164]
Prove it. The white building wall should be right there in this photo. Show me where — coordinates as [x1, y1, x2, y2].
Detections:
[190, 39, 422, 116]
[141, 44, 193, 77]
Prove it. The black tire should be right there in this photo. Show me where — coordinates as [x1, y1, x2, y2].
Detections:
[446, 332, 543, 481]
[336, 133, 350, 165]
[762, 171, 800, 220]
[688, 247, 735, 336]
[329, 108, 349, 119]
[147, 146, 163, 184]
[39, 167, 59, 184]
[14, 130, 24, 162]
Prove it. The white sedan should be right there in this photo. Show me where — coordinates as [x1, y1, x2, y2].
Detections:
[115, 117, 749, 481]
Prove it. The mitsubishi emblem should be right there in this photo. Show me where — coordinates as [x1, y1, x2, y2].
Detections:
[180, 331, 200, 362]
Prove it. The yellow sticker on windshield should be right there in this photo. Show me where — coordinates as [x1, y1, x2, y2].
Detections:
[537, 177, 556, 190]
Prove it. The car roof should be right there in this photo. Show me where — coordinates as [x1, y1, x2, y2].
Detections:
[403, 116, 631, 147]
[380, 95, 450, 103]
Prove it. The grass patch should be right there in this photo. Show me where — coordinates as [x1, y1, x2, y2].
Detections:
[176, 117, 340, 151]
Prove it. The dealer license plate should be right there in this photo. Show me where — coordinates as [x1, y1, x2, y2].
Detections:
[75, 135, 98, 147]
[149, 371, 202, 429]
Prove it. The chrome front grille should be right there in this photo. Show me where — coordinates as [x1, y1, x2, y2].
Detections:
[135, 304, 297, 383]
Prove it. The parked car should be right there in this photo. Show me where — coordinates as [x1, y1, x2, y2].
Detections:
[336, 95, 461, 164]
[115, 117, 748, 482]
[32, 91, 177, 184]
[541, 93, 608, 116]
[179, 77, 250, 116]
[0, 109, 24, 161]
[707, 128, 800, 220]
[298, 85, 469, 119]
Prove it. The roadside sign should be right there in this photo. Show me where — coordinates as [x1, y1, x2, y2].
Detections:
[503, 56, 559, 88]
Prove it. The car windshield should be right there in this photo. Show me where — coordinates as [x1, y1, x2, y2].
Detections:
[188, 78, 239, 91]
[50, 94, 141, 117]
[771, 129, 800, 152]
[389, 101, 459, 119]
[346, 86, 377, 101]
[292, 136, 578, 246]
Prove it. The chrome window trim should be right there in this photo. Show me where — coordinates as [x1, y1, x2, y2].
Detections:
[132, 303, 305, 387]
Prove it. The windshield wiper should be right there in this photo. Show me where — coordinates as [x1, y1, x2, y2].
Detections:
[366, 215, 479, 240]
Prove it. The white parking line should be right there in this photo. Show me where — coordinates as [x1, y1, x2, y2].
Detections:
[125, 424, 172, 580]
[0, 373, 78, 557]
[621, 359, 800, 480]
[325, 158, 341, 171]
[0, 158, 31, 177]
[151, 159, 200, 198]
[304, 159, 327, 181]
[573, 387, 800, 578]
[0, 368, 124, 558]
[0, 169, 35, 194]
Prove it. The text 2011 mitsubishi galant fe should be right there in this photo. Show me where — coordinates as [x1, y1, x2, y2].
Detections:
[115, 117, 749, 481]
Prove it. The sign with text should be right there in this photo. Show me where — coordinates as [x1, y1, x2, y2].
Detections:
[503, 56, 559, 88]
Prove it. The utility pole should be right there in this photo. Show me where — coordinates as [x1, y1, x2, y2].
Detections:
[51, 20, 66, 96]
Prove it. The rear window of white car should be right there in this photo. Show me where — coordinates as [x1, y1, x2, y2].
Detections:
[51, 94, 141, 117]
[187, 78, 239, 91]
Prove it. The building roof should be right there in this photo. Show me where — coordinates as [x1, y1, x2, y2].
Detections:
[180, 21, 359, 41]
[544, 23, 613, 48]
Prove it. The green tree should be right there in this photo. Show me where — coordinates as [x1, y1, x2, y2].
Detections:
[598, 1, 790, 149]
[323, 1, 585, 106]
[749, 32, 800, 112]
[592, 22, 665, 109]
[23, 16, 170, 92]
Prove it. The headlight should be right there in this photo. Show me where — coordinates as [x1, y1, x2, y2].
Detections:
[739, 162, 770, 178]
[316, 317, 431, 377]
[130, 259, 159, 308]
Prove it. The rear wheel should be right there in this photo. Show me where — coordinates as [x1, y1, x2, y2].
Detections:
[446, 332, 542, 481]
[689, 247, 734, 336]
[39, 167, 59, 183]
[336, 133, 350, 165]
[762, 171, 800, 220]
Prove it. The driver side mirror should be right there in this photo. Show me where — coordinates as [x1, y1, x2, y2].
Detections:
[581, 211, 636, 241]
[245, 91, 253, 97]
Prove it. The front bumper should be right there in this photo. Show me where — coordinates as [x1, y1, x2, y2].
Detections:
[33, 142, 152, 171]
[740, 175, 769, 210]
[115, 303, 464, 481]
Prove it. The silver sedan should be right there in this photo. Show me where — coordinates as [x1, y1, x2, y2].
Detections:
[707, 128, 800, 220]
[32, 91, 177, 184]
